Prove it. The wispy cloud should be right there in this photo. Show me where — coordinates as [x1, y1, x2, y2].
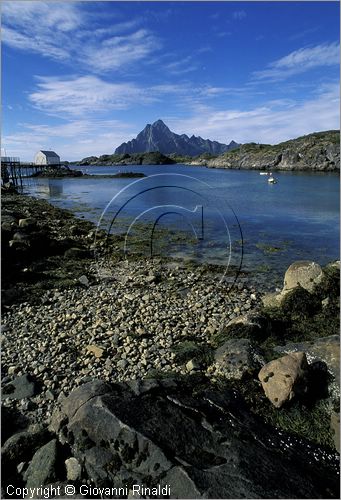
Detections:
[169, 83, 339, 144]
[254, 42, 340, 80]
[2, 1, 82, 60]
[2, 1, 160, 73]
[2, 1, 82, 32]
[232, 10, 247, 21]
[83, 29, 160, 72]
[28, 75, 242, 118]
[164, 56, 198, 75]
[216, 31, 232, 38]
[2, 119, 135, 161]
[288, 27, 319, 42]
[29, 76, 158, 116]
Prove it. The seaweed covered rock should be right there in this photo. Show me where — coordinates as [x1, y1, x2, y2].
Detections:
[209, 338, 264, 380]
[213, 311, 270, 346]
[262, 260, 325, 309]
[283, 261, 323, 292]
[171, 340, 213, 368]
[280, 286, 321, 319]
[261, 260, 339, 347]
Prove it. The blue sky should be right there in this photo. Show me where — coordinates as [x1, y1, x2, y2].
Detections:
[2, 1, 340, 161]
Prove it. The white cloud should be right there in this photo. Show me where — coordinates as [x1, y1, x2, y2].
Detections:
[2, 1, 160, 73]
[2, 1, 81, 32]
[168, 83, 339, 144]
[28, 76, 242, 118]
[83, 29, 160, 72]
[2, 1, 82, 60]
[2, 25, 70, 60]
[29, 76, 158, 116]
[254, 42, 340, 80]
[3, 119, 135, 161]
[164, 56, 198, 75]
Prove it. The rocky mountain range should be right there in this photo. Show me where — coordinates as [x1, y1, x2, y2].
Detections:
[115, 119, 239, 156]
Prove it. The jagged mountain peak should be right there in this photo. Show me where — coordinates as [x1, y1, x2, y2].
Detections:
[115, 120, 240, 156]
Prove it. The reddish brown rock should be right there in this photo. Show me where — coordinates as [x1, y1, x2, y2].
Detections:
[258, 352, 308, 408]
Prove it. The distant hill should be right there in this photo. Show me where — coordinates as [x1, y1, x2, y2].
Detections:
[76, 151, 176, 166]
[115, 119, 239, 156]
[194, 130, 340, 171]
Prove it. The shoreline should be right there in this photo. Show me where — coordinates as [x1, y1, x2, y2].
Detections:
[2, 187, 340, 498]
[72, 162, 340, 172]
[2, 187, 264, 416]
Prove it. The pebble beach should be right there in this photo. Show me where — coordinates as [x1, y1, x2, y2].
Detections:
[2, 253, 261, 424]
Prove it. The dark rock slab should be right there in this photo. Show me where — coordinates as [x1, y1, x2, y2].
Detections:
[2, 424, 51, 464]
[24, 439, 62, 489]
[2, 374, 39, 400]
[53, 378, 339, 499]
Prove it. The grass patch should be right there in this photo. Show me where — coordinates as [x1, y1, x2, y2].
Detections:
[213, 377, 334, 448]
[171, 340, 214, 366]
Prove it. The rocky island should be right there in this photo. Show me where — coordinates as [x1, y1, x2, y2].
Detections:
[75, 151, 176, 167]
[1, 185, 340, 499]
[187, 130, 340, 171]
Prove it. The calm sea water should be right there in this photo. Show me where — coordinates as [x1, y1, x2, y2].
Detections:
[22, 164, 339, 287]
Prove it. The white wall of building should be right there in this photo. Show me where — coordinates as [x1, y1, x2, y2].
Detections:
[34, 151, 60, 165]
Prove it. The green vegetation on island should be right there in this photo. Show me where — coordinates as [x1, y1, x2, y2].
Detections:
[204, 130, 340, 171]
[75, 151, 176, 166]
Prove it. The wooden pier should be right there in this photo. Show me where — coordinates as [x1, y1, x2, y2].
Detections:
[1, 157, 52, 188]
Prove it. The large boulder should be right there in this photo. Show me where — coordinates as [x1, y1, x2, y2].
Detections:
[24, 439, 61, 489]
[258, 352, 309, 408]
[283, 261, 323, 293]
[1, 424, 53, 493]
[209, 338, 264, 380]
[274, 335, 340, 402]
[51, 379, 339, 498]
[2, 374, 39, 400]
[213, 311, 270, 345]
[262, 260, 324, 308]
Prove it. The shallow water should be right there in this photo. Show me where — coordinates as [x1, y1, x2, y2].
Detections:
[22, 164, 339, 287]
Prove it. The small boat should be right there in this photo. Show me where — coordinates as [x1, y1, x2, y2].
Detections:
[259, 172, 268, 175]
[268, 176, 277, 184]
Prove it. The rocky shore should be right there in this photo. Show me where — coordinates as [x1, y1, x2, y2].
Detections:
[30, 167, 146, 179]
[190, 130, 340, 171]
[1, 188, 340, 498]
